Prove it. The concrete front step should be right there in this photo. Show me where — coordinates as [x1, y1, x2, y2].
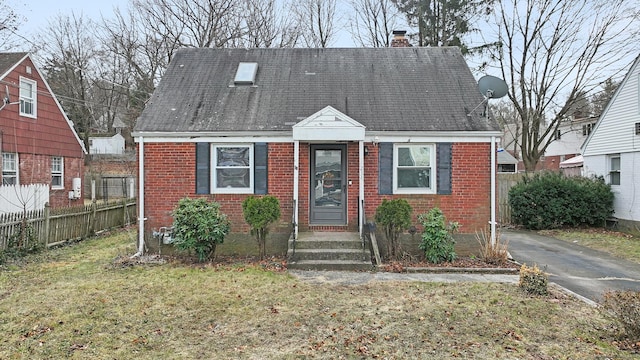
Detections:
[290, 239, 364, 250]
[287, 259, 374, 271]
[287, 232, 373, 271]
[292, 248, 369, 261]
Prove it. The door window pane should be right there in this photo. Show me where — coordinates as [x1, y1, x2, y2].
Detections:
[314, 150, 342, 207]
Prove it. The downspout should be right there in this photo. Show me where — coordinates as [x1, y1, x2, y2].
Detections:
[358, 141, 364, 238]
[293, 140, 299, 240]
[134, 137, 145, 257]
[490, 136, 497, 246]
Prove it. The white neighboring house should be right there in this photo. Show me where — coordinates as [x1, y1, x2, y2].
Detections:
[89, 114, 127, 155]
[89, 133, 125, 155]
[582, 54, 640, 231]
[545, 116, 596, 173]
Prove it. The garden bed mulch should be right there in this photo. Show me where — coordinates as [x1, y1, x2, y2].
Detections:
[381, 256, 521, 273]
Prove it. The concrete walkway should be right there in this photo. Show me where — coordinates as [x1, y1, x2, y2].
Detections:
[504, 229, 640, 302]
[289, 270, 519, 286]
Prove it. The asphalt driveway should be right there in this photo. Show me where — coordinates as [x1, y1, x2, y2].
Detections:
[504, 229, 640, 302]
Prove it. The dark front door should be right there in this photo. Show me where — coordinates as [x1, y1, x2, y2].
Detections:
[310, 145, 347, 225]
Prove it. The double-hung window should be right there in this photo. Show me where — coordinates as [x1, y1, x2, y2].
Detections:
[51, 156, 64, 189]
[19, 77, 37, 118]
[213, 144, 253, 193]
[2, 153, 18, 185]
[393, 144, 436, 193]
[609, 154, 620, 186]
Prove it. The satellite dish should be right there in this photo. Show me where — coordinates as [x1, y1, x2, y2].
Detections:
[478, 75, 508, 99]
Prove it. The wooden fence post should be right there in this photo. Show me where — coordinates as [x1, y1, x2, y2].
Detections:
[43, 202, 50, 248]
[122, 198, 127, 227]
[90, 200, 97, 237]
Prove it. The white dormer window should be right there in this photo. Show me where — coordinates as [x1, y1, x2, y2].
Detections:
[19, 77, 37, 118]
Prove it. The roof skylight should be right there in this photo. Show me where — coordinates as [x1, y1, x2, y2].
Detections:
[234, 62, 258, 85]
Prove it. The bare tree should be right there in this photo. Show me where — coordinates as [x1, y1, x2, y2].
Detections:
[294, 0, 340, 48]
[0, 0, 24, 50]
[39, 13, 101, 155]
[490, 101, 522, 158]
[98, 6, 170, 135]
[236, 0, 301, 48]
[132, 0, 244, 49]
[490, 0, 639, 171]
[349, 0, 400, 47]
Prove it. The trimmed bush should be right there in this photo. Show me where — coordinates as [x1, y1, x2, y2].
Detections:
[509, 172, 613, 230]
[242, 195, 281, 260]
[375, 199, 412, 261]
[172, 198, 230, 262]
[519, 263, 548, 295]
[600, 290, 640, 341]
[418, 207, 458, 264]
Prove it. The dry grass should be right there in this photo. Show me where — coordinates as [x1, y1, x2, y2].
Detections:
[0, 229, 636, 359]
[476, 227, 510, 265]
[540, 228, 640, 264]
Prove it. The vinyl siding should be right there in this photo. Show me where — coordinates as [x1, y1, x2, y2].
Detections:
[583, 152, 640, 222]
[582, 58, 640, 156]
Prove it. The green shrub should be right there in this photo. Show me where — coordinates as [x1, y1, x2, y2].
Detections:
[509, 172, 613, 230]
[519, 264, 548, 295]
[418, 207, 458, 264]
[242, 195, 281, 260]
[0, 221, 42, 264]
[375, 199, 412, 260]
[600, 290, 640, 341]
[172, 198, 230, 262]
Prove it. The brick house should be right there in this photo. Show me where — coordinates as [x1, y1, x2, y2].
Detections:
[0, 52, 86, 209]
[133, 47, 502, 257]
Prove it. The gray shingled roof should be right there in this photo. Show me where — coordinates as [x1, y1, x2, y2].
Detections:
[134, 47, 499, 133]
[0, 52, 28, 78]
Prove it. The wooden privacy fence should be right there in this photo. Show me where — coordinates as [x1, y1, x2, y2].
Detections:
[498, 173, 527, 225]
[0, 199, 136, 250]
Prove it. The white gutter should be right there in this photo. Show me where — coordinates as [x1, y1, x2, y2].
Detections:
[134, 137, 146, 257]
[293, 140, 299, 240]
[490, 136, 497, 246]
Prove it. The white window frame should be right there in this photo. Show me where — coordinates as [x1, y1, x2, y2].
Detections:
[609, 154, 620, 186]
[393, 143, 436, 194]
[51, 156, 64, 189]
[212, 144, 254, 194]
[2, 153, 19, 185]
[19, 77, 37, 118]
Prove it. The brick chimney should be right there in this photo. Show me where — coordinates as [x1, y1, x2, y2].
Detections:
[391, 30, 411, 47]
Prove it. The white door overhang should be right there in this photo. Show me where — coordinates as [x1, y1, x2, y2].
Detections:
[292, 105, 365, 141]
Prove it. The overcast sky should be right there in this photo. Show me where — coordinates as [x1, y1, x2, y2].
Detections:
[18, 0, 129, 36]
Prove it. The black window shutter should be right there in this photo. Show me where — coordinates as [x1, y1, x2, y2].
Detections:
[437, 143, 452, 195]
[195, 143, 210, 194]
[378, 142, 393, 195]
[254, 143, 268, 194]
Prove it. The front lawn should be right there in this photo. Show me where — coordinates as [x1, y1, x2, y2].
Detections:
[539, 228, 640, 265]
[0, 229, 635, 359]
